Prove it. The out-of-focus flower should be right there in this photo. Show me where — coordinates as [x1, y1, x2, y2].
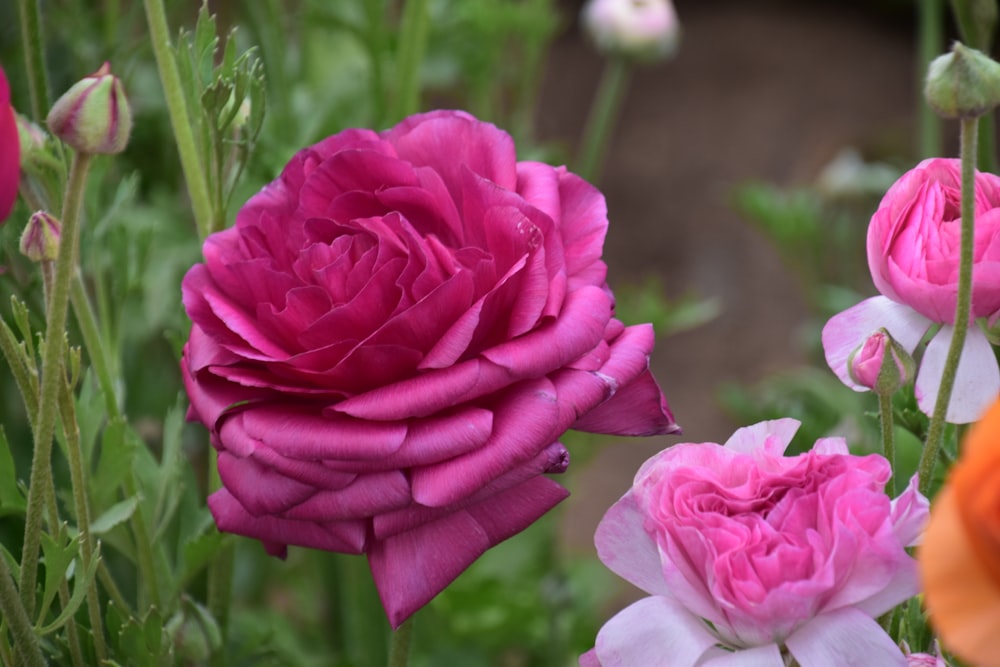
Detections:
[47, 62, 132, 154]
[823, 158, 1000, 423]
[181, 110, 678, 628]
[0, 65, 19, 223]
[19, 210, 60, 262]
[903, 640, 951, 666]
[921, 399, 1000, 666]
[582, 419, 928, 667]
[581, 0, 680, 61]
[847, 328, 915, 396]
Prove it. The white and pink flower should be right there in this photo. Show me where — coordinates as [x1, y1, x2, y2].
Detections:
[582, 419, 928, 667]
[822, 158, 1000, 423]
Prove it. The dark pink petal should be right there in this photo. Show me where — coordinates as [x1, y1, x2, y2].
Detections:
[0, 67, 18, 223]
[208, 488, 367, 554]
[280, 471, 412, 521]
[556, 169, 608, 281]
[572, 365, 679, 436]
[410, 377, 560, 507]
[515, 161, 560, 224]
[367, 474, 568, 628]
[238, 404, 408, 460]
[298, 149, 419, 218]
[217, 450, 314, 516]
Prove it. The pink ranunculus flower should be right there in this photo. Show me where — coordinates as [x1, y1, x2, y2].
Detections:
[181, 110, 678, 627]
[582, 419, 928, 667]
[0, 65, 19, 222]
[823, 158, 1000, 423]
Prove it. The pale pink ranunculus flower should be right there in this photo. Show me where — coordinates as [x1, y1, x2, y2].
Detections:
[581, 419, 928, 667]
[823, 158, 1000, 423]
[181, 110, 678, 628]
[581, 0, 680, 61]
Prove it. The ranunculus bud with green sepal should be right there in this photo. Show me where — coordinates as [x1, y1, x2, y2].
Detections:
[20, 211, 61, 262]
[847, 328, 916, 396]
[925, 42, 1000, 119]
[46, 62, 132, 154]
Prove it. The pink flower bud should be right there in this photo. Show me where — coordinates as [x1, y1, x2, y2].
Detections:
[0, 64, 19, 223]
[47, 62, 132, 154]
[847, 328, 915, 396]
[19, 210, 61, 262]
[581, 0, 680, 61]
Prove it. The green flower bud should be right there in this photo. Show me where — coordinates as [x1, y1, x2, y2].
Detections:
[46, 62, 132, 154]
[925, 42, 1000, 119]
[19, 210, 61, 262]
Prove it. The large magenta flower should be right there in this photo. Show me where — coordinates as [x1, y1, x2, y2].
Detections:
[181, 110, 677, 626]
[582, 419, 928, 667]
[823, 158, 1000, 423]
[0, 65, 19, 222]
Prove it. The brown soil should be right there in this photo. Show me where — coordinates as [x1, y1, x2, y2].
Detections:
[539, 0, 917, 549]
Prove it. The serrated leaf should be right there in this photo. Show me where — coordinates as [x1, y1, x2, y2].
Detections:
[37, 550, 100, 636]
[92, 418, 138, 511]
[180, 530, 224, 587]
[0, 427, 26, 513]
[153, 396, 186, 535]
[91, 496, 141, 536]
[38, 528, 80, 626]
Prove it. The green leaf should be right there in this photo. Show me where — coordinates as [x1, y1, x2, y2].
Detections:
[152, 396, 186, 537]
[180, 530, 224, 587]
[36, 550, 100, 636]
[91, 496, 141, 536]
[0, 427, 26, 513]
[37, 527, 80, 627]
[92, 417, 138, 511]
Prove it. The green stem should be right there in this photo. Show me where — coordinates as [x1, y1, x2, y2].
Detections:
[0, 556, 45, 667]
[143, 0, 214, 240]
[919, 117, 978, 496]
[19, 151, 92, 615]
[393, 0, 429, 122]
[0, 319, 39, 426]
[387, 618, 413, 667]
[577, 56, 631, 183]
[70, 276, 120, 419]
[206, 540, 233, 667]
[57, 381, 106, 662]
[878, 393, 896, 496]
[123, 468, 161, 609]
[17, 0, 50, 121]
[917, 0, 944, 158]
[364, 0, 387, 127]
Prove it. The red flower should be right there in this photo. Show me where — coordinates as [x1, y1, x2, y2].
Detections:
[181, 110, 678, 626]
[0, 65, 19, 222]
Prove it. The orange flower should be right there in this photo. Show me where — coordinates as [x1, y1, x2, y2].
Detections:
[920, 399, 1000, 667]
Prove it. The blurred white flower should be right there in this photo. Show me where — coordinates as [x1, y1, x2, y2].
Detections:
[582, 0, 680, 61]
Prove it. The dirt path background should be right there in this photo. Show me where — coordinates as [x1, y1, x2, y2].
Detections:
[539, 0, 918, 549]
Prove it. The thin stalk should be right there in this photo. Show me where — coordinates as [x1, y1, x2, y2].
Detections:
[919, 117, 978, 496]
[57, 381, 106, 662]
[97, 560, 131, 616]
[70, 275, 120, 419]
[387, 619, 413, 667]
[17, 0, 50, 121]
[19, 152, 92, 615]
[0, 556, 45, 667]
[878, 393, 896, 495]
[42, 469, 85, 667]
[143, 0, 214, 239]
[393, 0, 430, 122]
[206, 540, 233, 667]
[577, 56, 631, 183]
[364, 0, 387, 127]
[124, 470, 161, 609]
[917, 0, 943, 158]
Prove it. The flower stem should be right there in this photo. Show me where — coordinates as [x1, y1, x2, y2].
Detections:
[919, 116, 978, 496]
[57, 380, 106, 662]
[0, 555, 45, 667]
[578, 56, 631, 183]
[917, 0, 943, 158]
[143, 0, 214, 240]
[387, 618, 413, 667]
[393, 0, 429, 122]
[19, 151, 92, 615]
[878, 393, 896, 495]
[16, 0, 50, 121]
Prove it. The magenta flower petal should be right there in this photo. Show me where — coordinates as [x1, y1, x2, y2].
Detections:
[0, 66, 18, 223]
[785, 608, 907, 667]
[368, 475, 568, 628]
[592, 596, 718, 667]
[915, 325, 1000, 423]
[183, 110, 677, 626]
